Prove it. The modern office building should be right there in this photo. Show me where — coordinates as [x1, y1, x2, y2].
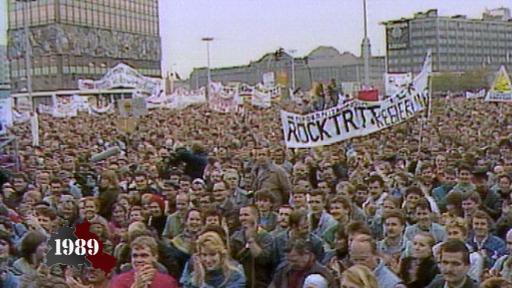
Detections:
[7, 0, 161, 99]
[383, 8, 512, 74]
[0, 45, 9, 89]
[189, 46, 385, 92]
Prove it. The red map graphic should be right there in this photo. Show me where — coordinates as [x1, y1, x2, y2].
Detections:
[74, 220, 117, 274]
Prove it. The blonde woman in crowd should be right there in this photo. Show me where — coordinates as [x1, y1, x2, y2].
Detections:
[340, 264, 379, 288]
[180, 231, 246, 288]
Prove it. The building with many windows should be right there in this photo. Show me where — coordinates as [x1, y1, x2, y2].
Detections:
[189, 46, 385, 92]
[7, 0, 161, 99]
[0, 45, 9, 89]
[383, 8, 512, 74]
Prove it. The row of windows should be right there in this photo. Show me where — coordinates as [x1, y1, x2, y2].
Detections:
[438, 20, 512, 30]
[63, 65, 160, 76]
[60, 0, 158, 17]
[60, 0, 158, 15]
[59, 4, 158, 34]
[11, 66, 58, 77]
[10, 65, 160, 78]
[9, 0, 158, 13]
[8, 1, 158, 35]
[9, 3, 56, 28]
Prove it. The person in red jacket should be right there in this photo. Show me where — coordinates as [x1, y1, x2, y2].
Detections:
[110, 235, 178, 288]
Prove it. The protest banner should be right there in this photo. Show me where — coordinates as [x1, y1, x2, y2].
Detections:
[90, 103, 114, 115]
[263, 72, 275, 88]
[53, 103, 78, 118]
[280, 87, 428, 148]
[0, 96, 13, 135]
[118, 98, 148, 118]
[485, 65, 512, 102]
[280, 51, 431, 148]
[78, 63, 162, 97]
[146, 88, 206, 110]
[31, 113, 39, 147]
[208, 82, 243, 113]
[385, 73, 412, 96]
[71, 95, 91, 112]
[252, 86, 271, 108]
[465, 89, 486, 99]
[16, 96, 33, 113]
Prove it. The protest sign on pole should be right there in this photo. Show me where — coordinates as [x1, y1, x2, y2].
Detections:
[485, 65, 512, 102]
[465, 89, 486, 99]
[263, 72, 275, 88]
[208, 82, 243, 113]
[0, 92, 13, 135]
[16, 96, 33, 113]
[31, 112, 39, 147]
[118, 98, 148, 117]
[384, 73, 412, 97]
[252, 86, 271, 108]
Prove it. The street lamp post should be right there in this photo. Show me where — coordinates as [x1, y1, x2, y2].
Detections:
[362, 0, 371, 87]
[288, 49, 297, 92]
[201, 37, 214, 99]
[20, 0, 34, 110]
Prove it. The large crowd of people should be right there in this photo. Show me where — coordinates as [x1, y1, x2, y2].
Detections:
[0, 93, 512, 288]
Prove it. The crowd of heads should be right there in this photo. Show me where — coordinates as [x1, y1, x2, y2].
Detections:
[0, 96, 512, 287]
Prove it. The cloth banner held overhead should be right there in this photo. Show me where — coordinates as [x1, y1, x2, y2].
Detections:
[0, 96, 13, 135]
[90, 103, 114, 115]
[146, 88, 206, 110]
[208, 82, 243, 113]
[78, 63, 162, 97]
[485, 65, 512, 102]
[465, 89, 486, 99]
[280, 51, 431, 148]
[251, 86, 271, 108]
[31, 113, 39, 147]
[385, 73, 412, 96]
[13, 110, 30, 124]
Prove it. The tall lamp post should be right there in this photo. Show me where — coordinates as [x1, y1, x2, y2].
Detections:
[362, 0, 371, 87]
[201, 37, 214, 99]
[288, 49, 297, 92]
[18, 0, 35, 110]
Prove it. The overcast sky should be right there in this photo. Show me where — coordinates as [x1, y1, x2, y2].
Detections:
[161, 0, 511, 78]
[1, 0, 511, 78]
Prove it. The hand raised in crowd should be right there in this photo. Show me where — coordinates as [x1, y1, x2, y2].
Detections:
[191, 254, 205, 286]
[132, 264, 156, 288]
[64, 267, 93, 288]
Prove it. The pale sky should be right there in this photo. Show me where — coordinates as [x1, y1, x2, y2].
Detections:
[161, 0, 511, 78]
[1, 0, 511, 78]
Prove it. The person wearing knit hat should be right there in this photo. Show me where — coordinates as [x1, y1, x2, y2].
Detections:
[303, 274, 329, 288]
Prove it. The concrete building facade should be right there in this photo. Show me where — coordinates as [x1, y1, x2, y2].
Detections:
[189, 46, 385, 92]
[0, 45, 9, 89]
[383, 8, 512, 74]
[7, 0, 161, 95]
